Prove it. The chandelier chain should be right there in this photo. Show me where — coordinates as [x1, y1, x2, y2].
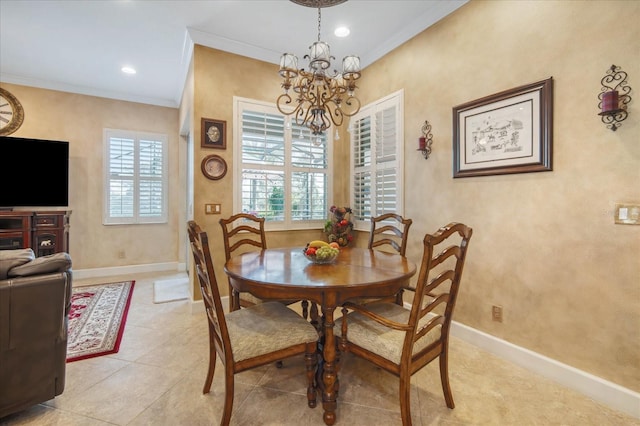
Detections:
[317, 7, 322, 42]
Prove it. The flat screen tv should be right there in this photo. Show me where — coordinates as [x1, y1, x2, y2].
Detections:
[0, 136, 69, 209]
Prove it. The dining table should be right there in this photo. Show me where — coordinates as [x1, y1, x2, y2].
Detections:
[223, 246, 417, 425]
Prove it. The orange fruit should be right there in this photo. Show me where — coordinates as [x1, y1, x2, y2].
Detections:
[329, 242, 340, 249]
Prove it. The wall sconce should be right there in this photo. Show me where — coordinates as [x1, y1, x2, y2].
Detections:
[418, 120, 433, 159]
[598, 64, 632, 131]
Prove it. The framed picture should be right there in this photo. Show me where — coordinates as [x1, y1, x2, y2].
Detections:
[201, 118, 226, 149]
[453, 77, 553, 178]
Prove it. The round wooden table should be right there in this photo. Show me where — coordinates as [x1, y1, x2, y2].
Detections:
[224, 247, 417, 425]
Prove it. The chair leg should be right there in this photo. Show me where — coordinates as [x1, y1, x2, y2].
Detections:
[203, 340, 217, 394]
[305, 342, 318, 408]
[399, 374, 412, 426]
[228, 285, 241, 312]
[221, 372, 235, 426]
[310, 302, 320, 332]
[439, 352, 455, 408]
[394, 288, 404, 306]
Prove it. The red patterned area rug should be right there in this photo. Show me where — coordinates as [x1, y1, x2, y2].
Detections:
[67, 280, 135, 362]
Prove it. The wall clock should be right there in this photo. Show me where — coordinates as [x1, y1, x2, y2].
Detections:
[0, 88, 25, 136]
[201, 154, 228, 180]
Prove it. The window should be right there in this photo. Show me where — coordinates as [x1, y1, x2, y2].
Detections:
[350, 90, 404, 231]
[103, 129, 168, 224]
[234, 97, 332, 231]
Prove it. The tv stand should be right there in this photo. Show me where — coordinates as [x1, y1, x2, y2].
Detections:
[0, 210, 70, 256]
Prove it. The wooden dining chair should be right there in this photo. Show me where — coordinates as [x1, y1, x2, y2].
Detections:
[367, 213, 413, 305]
[187, 220, 319, 426]
[219, 213, 317, 324]
[368, 213, 413, 256]
[339, 222, 473, 426]
[219, 213, 269, 311]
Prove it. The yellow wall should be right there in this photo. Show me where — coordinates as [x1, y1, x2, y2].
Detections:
[2, 0, 637, 395]
[0, 83, 182, 270]
[190, 45, 338, 287]
[358, 0, 639, 390]
[189, 0, 639, 391]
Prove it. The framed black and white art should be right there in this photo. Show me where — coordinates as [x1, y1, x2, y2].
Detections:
[453, 78, 553, 178]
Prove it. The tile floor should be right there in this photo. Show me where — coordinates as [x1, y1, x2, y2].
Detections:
[2, 271, 638, 426]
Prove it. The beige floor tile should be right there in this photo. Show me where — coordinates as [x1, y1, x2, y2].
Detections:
[53, 363, 184, 424]
[3, 270, 639, 426]
[0, 404, 112, 425]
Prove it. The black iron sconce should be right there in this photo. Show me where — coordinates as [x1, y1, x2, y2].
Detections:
[417, 120, 433, 159]
[598, 64, 632, 131]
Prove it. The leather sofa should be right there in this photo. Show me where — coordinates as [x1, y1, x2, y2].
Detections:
[0, 249, 72, 418]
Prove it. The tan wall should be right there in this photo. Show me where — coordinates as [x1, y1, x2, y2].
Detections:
[0, 83, 182, 270]
[191, 45, 338, 291]
[3, 0, 637, 394]
[358, 0, 639, 390]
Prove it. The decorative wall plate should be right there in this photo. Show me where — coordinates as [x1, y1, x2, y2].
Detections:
[201, 154, 227, 180]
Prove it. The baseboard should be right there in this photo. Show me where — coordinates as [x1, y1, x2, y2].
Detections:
[74, 261, 186, 280]
[451, 321, 640, 419]
[191, 296, 206, 314]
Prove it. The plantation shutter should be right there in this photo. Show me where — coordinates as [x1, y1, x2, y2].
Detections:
[353, 116, 372, 221]
[374, 105, 398, 216]
[290, 123, 327, 221]
[236, 97, 331, 229]
[350, 90, 404, 230]
[104, 130, 167, 224]
[240, 110, 286, 219]
[107, 136, 135, 219]
[138, 139, 165, 218]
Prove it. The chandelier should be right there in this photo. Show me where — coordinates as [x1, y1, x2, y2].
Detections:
[277, 0, 361, 137]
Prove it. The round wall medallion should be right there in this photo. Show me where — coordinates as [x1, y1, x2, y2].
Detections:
[290, 0, 346, 7]
[201, 154, 228, 180]
[0, 88, 25, 136]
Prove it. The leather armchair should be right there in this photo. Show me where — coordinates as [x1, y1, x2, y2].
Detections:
[0, 249, 72, 418]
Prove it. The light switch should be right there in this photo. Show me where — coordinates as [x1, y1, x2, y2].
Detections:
[205, 203, 222, 215]
[615, 203, 640, 225]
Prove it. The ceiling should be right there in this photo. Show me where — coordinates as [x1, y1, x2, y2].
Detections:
[0, 0, 467, 108]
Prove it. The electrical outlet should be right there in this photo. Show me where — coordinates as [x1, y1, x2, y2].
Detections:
[117, 250, 126, 259]
[492, 305, 503, 322]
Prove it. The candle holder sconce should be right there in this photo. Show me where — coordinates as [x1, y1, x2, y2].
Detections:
[418, 120, 433, 159]
[598, 64, 632, 131]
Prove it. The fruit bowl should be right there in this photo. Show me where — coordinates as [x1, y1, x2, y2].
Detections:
[303, 250, 338, 264]
[303, 242, 339, 264]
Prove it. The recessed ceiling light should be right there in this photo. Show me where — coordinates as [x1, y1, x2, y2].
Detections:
[334, 26, 350, 37]
[121, 66, 136, 75]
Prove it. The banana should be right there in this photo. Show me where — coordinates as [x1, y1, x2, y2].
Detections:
[308, 240, 329, 248]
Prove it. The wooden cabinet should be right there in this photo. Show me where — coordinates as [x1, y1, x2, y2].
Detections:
[0, 210, 70, 256]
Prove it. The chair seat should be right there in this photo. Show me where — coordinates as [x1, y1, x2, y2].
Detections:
[345, 303, 440, 365]
[227, 302, 319, 362]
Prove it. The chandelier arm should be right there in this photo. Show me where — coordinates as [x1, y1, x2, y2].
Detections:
[324, 99, 345, 127]
[277, 93, 301, 116]
[338, 95, 361, 117]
